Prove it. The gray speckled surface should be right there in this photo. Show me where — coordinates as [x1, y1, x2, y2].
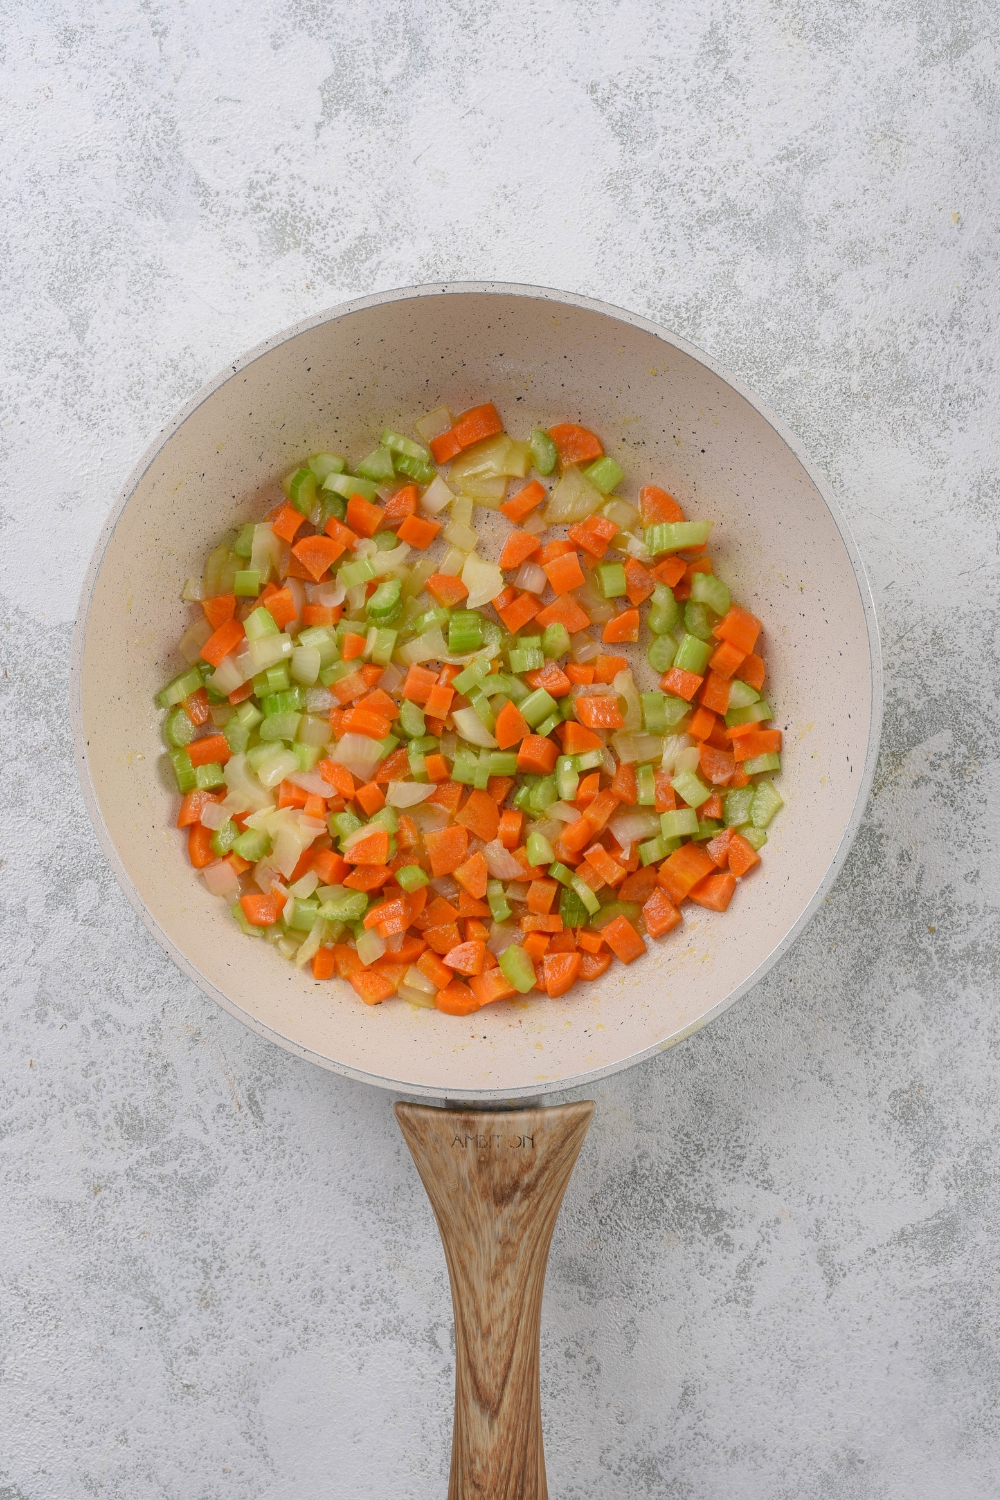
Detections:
[2, 2, 998, 1495]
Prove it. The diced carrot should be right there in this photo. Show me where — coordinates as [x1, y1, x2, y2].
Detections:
[642, 887, 682, 939]
[417, 950, 453, 990]
[430, 428, 464, 464]
[548, 423, 603, 467]
[698, 671, 730, 716]
[575, 695, 624, 730]
[420, 683, 452, 720]
[464, 917, 490, 942]
[557, 817, 593, 857]
[426, 573, 470, 607]
[358, 687, 398, 720]
[488, 701, 529, 756]
[402, 664, 439, 705]
[263, 586, 298, 630]
[364, 892, 409, 932]
[487, 775, 515, 805]
[527, 879, 558, 915]
[700, 791, 724, 821]
[302, 603, 342, 628]
[271, 502, 306, 543]
[372, 748, 410, 785]
[343, 828, 390, 866]
[396, 815, 419, 852]
[435, 979, 481, 1015]
[702, 828, 732, 872]
[312, 848, 349, 885]
[393, 932, 427, 965]
[609, 761, 636, 805]
[523, 662, 572, 698]
[590, 654, 624, 685]
[585, 789, 620, 834]
[240, 892, 282, 927]
[618, 866, 659, 903]
[310, 946, 336, 980]
[397, 513, 441, 549]
[522, 932, 550, 964]
[496, 592, 543, 633]
[653, 770, 676, 812]
[623, 558, 655, 606]
[322, 517, 358, 555]
[516, 735, 558, 774]
[708, 640, 746, 680]
[576, 929, 605, 954]
[499, 529, 542, 570]
[187, 824, 216, 868]
[543, 951, 582, 997]
[727, 832, 760, 878]
[187, 734, 231, 768]
[573, 772, 598, 806]
[565, 662, 595, 685]
[290, 534, 344, 581]
[381, 484, 419, 526]
[713, 606, 761, 654]
[534, 539, 574, 565]
[497, 808, 523, 849]
[338, 633, 364, 662]
[425, 922, 463, 954]
[579, 950, 612, 980]
[200, 618, 245, 667]
[738, 652, 766, 692]
[544, 551, 586, 595]
[277, 779, 308, 809]
[201, 593, 236, 629]
[651, 556, 686, 587]
[343, 865, 392, 891]
[602, 608, 640, 644]
[601, 915, 646, 964]
[182, 688, 210, 728]
[697, 746, 734, 788]
[452, 402, 504, 450]
[176, 789, 225, 827]
[424, 824, 470, 878]
[337, 707, 392, 739]
[469, 968, 518, 1005]
[354, 782, 385, 816]
[556, 721, 603, 754]
[349, 967, 399, 1006]
[657, 843, 717, 904]
[318, 760, 355, 798]
[428, 780, 464, 814]
[639, 484, 684, 524]
[520, 914, 563, 933]
[567, 514, 619, 558]
[689, 706, 717, 742]
[688, 871, 737, 911]
[228, 680, 256, 705]
[660, 666, 703, 701]
[442, 940, 486, 976]
[535, 595, 590, 633]
[500, 479, 547, 522]
[345, 494, 384, 538]
[415, 753, 445, 785]
[454, 851, 489, 900]
[456, 895, 491, 921]
[582, 844, 625, 886]
[733, 729, 782, 761]
[454, 789, 500, 843]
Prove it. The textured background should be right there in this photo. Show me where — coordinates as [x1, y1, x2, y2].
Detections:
[2, 1, 999, 1495]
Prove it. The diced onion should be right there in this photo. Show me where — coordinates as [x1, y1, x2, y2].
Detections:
[514, 561, 546, 594]
[181, 577, 204, 602]
[613, 669, 642, 731]
[202, 861, 240, 898]
[288, 770, 333, 797]
[291, 646, 321, 685]
[288, 869, 320, 898]
[420, 474, 455, 515]
[546, 801, 579, 823]
[542, 466, 603, 524]
[208, 653, 246, 695]
[199, 801, 231, 830]
[522, 510, 546, 535]
[452, 708, 498, 748]
[308, 576, 346, 607]
[661, 735, 696, 775]
[330, 733, 383, 780]
[461, 552, 504, 610]
[415, 406, 453, 443]
[438, 545, 468, 577]
[398, 982, 436, 1008]
[273, 824, 307, 878]
[372, 542, 411, 575]
[612, 731, 662, 765]
[444, 519, 479, 552]
[570, 632, 601, 664]
[397, 626, 449, 665]
[404, 964, 438, 995]
[256, 747, 300, 789]
[387, 781, 435, 807]
[356, 929, 386, 967]
[487, 923, 522, 955]
[179, 616, 213, 665]
[483, 840, 524, 879]
[223, 753, 275, 813]
[294, 920, 326, 967]
[377, 662, 403, 696]
[248, 633, 293, 672]
[506, 882, 529, 902]
[285, 577, 305, 622]
[408, 802, 451, 832]
[609, 808, 662, 846]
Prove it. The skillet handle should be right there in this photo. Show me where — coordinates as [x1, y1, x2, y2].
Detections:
[396, 1101, 594, 1500]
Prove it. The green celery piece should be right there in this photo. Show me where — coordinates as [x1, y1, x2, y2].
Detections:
[726, 700, 772, 728]
[574, 748, 604, 772]
[451, 657, 492, 694]
[596, 562, 627, 598]
[393, 452, 436, 485]
[366, 578, 402, 624]
[259, 711, 300, 742]
[660, 807, 699, 838]
[487, 880, 512, 923]
[223, 717, 251, 755]
[355, 446, 396, 483]
[556, 755, 579, 802]
[451, 748, 479, 785]
[373, 530, 399, 551]
[647, 635, 676, 674]
[512, 783, 534, 811]
[409, 606, 451, 638]
[528, 776, 558, 815]
[548, 862, 575, 887]
[473, 750, 492, 790]
[743, 826, 768, 850]
[323, 472, 380, 502]
[210, 820, 239, 858]
[690, 571, 731, 618]
[507, 647, 545, 674]
[204, 676, 230, 704]
[308, 453, 345, 482]
[724, 787, 756, 827]
[693, 819, 722, 841]
[233, 523, 256, 559]
[168, 748, 196, 793]
[526, 831, 554, 867]
[157, 666, 203, 709]
[541, 622, 571, 659]
[673, 634, 712, 675]
[559, 886, 590, 928]
[231, 903, 265, 938]
[569, 877, 601, 916]
[233, 569, 261, 598]
[368, 803, 399, 835]
[478, 675, 511, 700]
[636, 764, 656, 805]
[339, 557, 377, 590]
[291, 743, 322, 772]
[253, 663, 291, 696]
[501, 674, 530, 703]
[482, 620, 504, 652]
[406, 745, 428, 781]
[684, 601, 716, 642]
[288, 467, 318, 516]
[518, 635, 543, 652]
[672, 770, 713, 808]
[370, 628, 397, 666]
[639, 691, 671, 734]
[246, 741, 280, 773]
[469, 692, 497, 733]
[727, 679, 760, 710]
[317, 890, 369, 922]
[318, 492, 346, 527]
[262, 687, 304, 715]
[639, 836, 666, 866]
[743, 751, 782, 775]
[498, 945, 536, 994]
[448, 611, 483, 654]
[410, 735, 439, 754]
[488, 752, 519, 776]
[395, 865, 430, 892]
[559, 694, 578, 724]
[398, 700, 426, 738]
[381, 428, 432, 463]
[233, 827, 270, 862]
[244, 606, 279, 641]
[582, 456, 624, 494]
[530, 429, 558, 475]
[376, 734, 400, 760]
[194, 763, 226, 789]
[520, 688, 557, 727]
[534, 714, 560, 739]
[647, 584, 680, 635]
[163, 706, 195, 749]
[644, 521, 713, 555]
[330, 809, 363, 842]
[590, 899, 641, 930]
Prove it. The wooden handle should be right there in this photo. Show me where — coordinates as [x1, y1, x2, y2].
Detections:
[396, 1101, 594, 1500]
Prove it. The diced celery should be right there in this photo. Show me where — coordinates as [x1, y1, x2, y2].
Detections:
[231, 903, 265, 937]
[319, 492, 346, 527]
[468, 692, 496, 733]
[368, 804, 399, 835]
[547, 862, 574, 887]
[395, 864, 430, 892]
[556, 755, 579, 802]
[723, 787, 755, 827]
[487, 880, 512, 923]
[398, 700, 426, 738]
[223, 717, 251, 754]
[541, 622, 571, 659]
[574, 748, 604, 772]
[366, 578, 402, 625]
[253, 663, 292, 696]
[644, 521, 713, 554]
[448, 611, 483, 654]
[582, 456, 624, 494]
[376, 734, 400, 760]
[330, 809, 363, 842]
[339, 557, 377, 590]
[647, 635, 676, 674]
[743, 826, 768, 850]
[194, 763, 226, 789]
[726, 700, 772, 728]
[233, 827, 270, 861]
[157, 666, 204, 710]
[488, 751, 519, 776]
[727, 679, 760, 710]
[288, 467, 318, 516]
[394, 452, 436, 485]
[259, 711, 301, 742]
[498, 944, 536, 994]
[530, 429, 558, 475]
[355, 446, 396, 483]
[690, 571, 731, 618]
[684, 601, 717, 642]
[408, 606, 451, 639]
[520, 688, 558, 727]
[410, 735, 440, 754]
[672, 770, 713, 808]
[473, 749, 491, 790]
[559, 887, 591, 928]
[451, 748, 479, 785]
[323, 472, 379, 502]
[233, 570, 261, 598]
[673, 634, 712, 675]
[743, 751, 782, 775]
[640, 692, 669, 735]
[636, 764, 656, 805]
[512, 783, 534, 811]
[208, 819, 237, 858]
[233, 523, 256, 559]
[308, 453, 345, 482]
[508, 647, 544, 674]
[647, 583, 680, 635]
[262, 687, 304, 716]
[168, 748, 196, 792]
[370, 628, 397, 666]
[291, 742, 323, 772]
[639, 835, 666, 866]
[528, 776, 558, 815]
[660, 807, 699, 838]
[596, 562, 627, 598]
[535, 714, 560, 739]
[317, 890, 369, 922]
[382, 428, 432, 463]
[570, 876, 601, 915]
[407, 745, 427, 781]
[451, 657, 492, 694]
[750, 779, 783, 827]
[527, 832, 554, 867]
[163, 706, 195, 749]
[693, 819, 722, 841]
[244, 606, 278, 642]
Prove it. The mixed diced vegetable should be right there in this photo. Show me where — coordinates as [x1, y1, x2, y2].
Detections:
[160, 403, 784, 1015]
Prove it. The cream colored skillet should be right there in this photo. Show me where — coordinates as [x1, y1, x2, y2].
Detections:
[71, 284, 882, 1498]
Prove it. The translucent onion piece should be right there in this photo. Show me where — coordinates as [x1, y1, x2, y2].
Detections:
[397, 625, 449, 665]
[288, 869, 320, 898]
[574, 578, 616, 624]
[180, 617, 214, 664]
[514, 561, 546, 594]
[181, 576, 204, 602]
[202, 861, 240, 898]
[570, 632, 601, 664]
[415, 406, 453, 443]
[408, 801, 451, 833]
[461, 552, 504, 610]
[609, 808, 662, 846]
[223, 753, 275, 813]
[199, 800, 231, 831]
[308, 575, 346, 607]
[404, 964, 438, 995]
[661, 734, 696, 775]
[273, 825, 307, 878]
[288, 770, 333, 797]
[329, 733, 382, 780]
[611, 731, 662, 765]
[546, 801, 579, 823]
[444, 519, 479, 552]
[542, 466, 603, 525]
[356, 928, 386, 967]
[293, 920, 327, 967]
[398, 982, 436, 1007]
[613, 669, 643, 731]
[437, 545, 468, 577]
[256, 747, 300, 789]
[506, 882, 529, 902]
[430, 874, 461, 901]
[483, 840, 524, 879]
[419, 474, 455, 515]
[452, 708, 498, 748]
[291, 646, 321, 685]
[248, 633, 293, 672]
[487, 922, 522, 955]
[284, 577, 305, 622]
[387, 781, 436, 808]
[377, 661, 403, 696]
[372, 542, 411, 575]
[522, 510, 547, 535]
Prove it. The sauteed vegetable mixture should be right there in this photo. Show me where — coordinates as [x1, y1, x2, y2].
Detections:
[159, 404, 784, 1014]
